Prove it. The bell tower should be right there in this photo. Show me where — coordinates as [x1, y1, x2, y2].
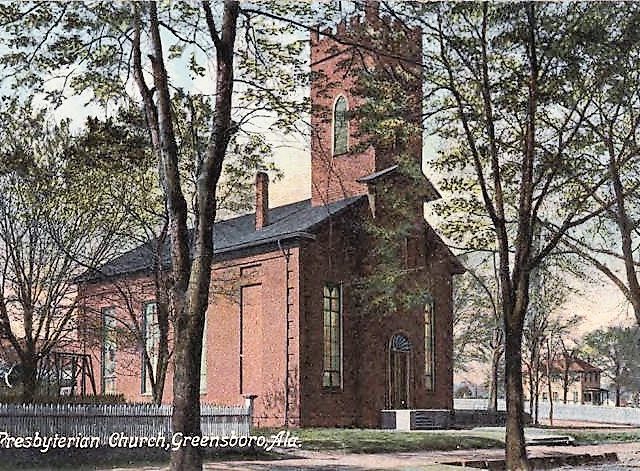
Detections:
[310, 4, 423, 207]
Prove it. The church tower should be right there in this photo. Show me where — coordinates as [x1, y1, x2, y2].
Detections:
[310, 4, 424, 207]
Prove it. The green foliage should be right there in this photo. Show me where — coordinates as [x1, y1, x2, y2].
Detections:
[582, 326, 640, 395]
[0, 2, 311, 132]
[0, 100, 154, 402]
[0, 2, 313, 412]
[549, 6, 640, 319]
[167, 93, 283, 219]
[332, 22, 436, 315]
[424, 2, 612, 253]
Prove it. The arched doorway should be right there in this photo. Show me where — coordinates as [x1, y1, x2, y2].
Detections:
[388, 333, 412, 409]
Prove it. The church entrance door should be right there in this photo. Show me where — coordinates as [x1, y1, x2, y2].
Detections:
[388, 333, 411, 409]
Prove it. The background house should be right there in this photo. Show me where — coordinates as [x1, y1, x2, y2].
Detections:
[538, 357, 608, 405]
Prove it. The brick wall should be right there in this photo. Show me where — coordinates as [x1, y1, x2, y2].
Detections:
[80, 247, 301, 428]
[310, 11, 423, 207]
[80, 204, 458, 429]
[298, 200, 457, 428]
[77, 272, 161, 401]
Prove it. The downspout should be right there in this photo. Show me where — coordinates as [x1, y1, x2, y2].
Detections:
[278, 239, 292, 428]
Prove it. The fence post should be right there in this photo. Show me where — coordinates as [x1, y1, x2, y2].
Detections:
[243, 394, 258, 434]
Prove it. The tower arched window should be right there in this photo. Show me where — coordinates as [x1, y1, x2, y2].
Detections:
[333, 96, 348, 155]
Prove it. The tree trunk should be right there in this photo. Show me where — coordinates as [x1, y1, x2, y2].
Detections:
[153, 299, 171, 405]
[531, 363, 539, 425]
[504, 310, 529, 470]
[162, 3, 239, 470]
[153, 345, 169, 406]
[610, 159, 640, 324]
[528, 342, 542, 426]
[21, 356, 37, 403]
[170, 279, 207, 470]
[546, 338, 553, 426]
[616, 386, 621, 407]
[151, 225, 170, 406]
[526, 364, 534, 419]
[139, 3, 202, 468]
[547, 379, 553, 426]
[132, 5, 240, 467]
[487, 345, 501, 412]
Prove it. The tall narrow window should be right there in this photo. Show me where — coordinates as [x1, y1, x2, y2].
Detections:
[323, 284, 342, 388]
[424, 298, 435, 391]
[333, 96, 348, 155]
[102, 307, 117, 394]
[404, 236, 418, 269]
[141, 302, 159, 395]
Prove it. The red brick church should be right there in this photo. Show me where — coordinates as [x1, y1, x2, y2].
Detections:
[78, 7, 463, 428]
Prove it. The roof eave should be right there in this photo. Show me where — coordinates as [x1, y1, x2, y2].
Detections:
[78, 232, 317, 284]
[215, 231, 316, 255]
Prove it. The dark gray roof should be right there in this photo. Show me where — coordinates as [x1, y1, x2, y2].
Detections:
[356, 165, 442, 201]
[356, 165, 399, 182]
[81, 196, 364, 282]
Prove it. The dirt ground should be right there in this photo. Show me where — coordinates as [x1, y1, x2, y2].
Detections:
[99, 442, 640, 470]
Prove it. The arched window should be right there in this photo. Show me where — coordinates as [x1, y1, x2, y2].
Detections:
[333, 96, 348, 155]
[390, 334, 411, 352]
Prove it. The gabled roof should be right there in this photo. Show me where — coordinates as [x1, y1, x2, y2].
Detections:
[80, 196, 365, 282]
[552, 357, 601, 373]
[356, 165, 399, 182]
[424, 224, 466, 275]
[356, 164, 442, 201]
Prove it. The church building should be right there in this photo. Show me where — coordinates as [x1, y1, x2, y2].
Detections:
[78, 6, 463, 428]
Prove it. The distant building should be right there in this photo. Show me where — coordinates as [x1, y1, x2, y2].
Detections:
[539, 357, 608, 405]
[454, 381, 488, 399]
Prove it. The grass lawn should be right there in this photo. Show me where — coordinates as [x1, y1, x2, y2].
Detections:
[257, 427, 504, 453]
[257, 425, 640, 454]
[542, 427, 640, 445]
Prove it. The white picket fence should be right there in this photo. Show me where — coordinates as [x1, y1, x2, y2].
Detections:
[0, 403, 251, 441]
[455, 398, 640, 426]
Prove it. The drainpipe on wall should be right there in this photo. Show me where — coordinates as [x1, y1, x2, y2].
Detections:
[278, 239, 292, 428]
